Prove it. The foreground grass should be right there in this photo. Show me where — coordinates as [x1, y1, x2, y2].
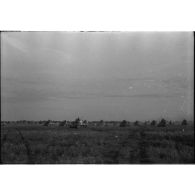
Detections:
[1, 124, 194, 164]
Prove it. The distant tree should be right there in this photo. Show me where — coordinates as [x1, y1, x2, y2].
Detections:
[134, 121, 139, 126]
[151, 120, 156, 126]
[75, 117, 80, 123]
[99, 120, 104, 126]
[169, 120, 172, 125]
[120, 120, 127, 127]
[59, 120, 67, 126]
[181, 119, 187, 126]
[44, 120, 50, 126]
[157, 118, 166, 127]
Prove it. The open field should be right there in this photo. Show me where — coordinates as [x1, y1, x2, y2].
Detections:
[1, 124, 194, 164]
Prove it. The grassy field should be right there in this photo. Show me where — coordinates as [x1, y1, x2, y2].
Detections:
[1, 124, 194, 164]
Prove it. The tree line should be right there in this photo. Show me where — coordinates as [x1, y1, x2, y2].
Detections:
[119, 119, 188, 127]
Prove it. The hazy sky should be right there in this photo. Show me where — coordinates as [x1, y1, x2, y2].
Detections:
[1, 32, 194, 121]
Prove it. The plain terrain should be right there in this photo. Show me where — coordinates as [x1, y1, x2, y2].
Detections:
[1, 124, 194, 164]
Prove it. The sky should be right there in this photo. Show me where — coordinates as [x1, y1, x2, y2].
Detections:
[1, 32, 194, 121]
